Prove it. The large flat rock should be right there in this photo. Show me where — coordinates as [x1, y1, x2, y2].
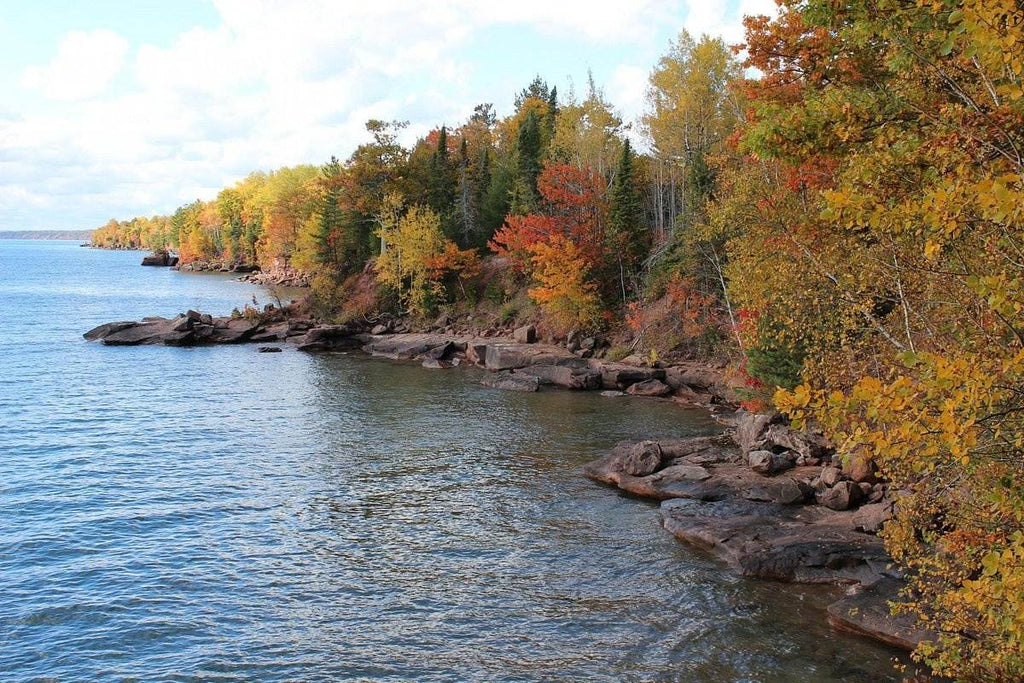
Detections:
[827, 577, 933, 650]
[483, 343, 580, 371]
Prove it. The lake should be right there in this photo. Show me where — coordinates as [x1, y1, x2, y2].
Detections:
[0, 240, 900, 681]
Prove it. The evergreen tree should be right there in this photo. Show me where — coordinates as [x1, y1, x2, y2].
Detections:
[315, 156, 344, 269]
[429, 126, 457, 235]
[511, 110, 542, 214]
[608, 139, 647, 295]
[544, 86, 558, 141]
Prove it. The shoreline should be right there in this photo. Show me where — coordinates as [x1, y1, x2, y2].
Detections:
[83, 307, 922, 654]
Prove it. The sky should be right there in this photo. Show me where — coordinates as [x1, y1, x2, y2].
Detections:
[0, 0, 775, 231]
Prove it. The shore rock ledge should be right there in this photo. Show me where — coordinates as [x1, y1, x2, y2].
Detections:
[584, 416, 929, 652]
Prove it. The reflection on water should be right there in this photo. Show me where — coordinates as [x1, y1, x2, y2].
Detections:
[0, 241, 901, 681]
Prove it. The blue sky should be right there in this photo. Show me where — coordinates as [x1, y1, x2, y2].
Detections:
[0, 0, 773, 230]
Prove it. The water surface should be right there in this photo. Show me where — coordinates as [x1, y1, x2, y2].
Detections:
[0, 240, 901, 681]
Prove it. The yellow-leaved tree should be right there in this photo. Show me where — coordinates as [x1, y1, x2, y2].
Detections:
[728, 1, 1024, 678]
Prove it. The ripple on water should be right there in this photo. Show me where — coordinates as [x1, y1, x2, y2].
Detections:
[0, 241, 903, 682]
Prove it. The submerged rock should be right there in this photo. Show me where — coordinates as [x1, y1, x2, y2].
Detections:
[827, 577, 933, 651]
[480, 371, 540, 393]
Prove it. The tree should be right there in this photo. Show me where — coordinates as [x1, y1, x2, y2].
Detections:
[528, 233, 602, 333]
[608, 139, 647, 297]
[491, 163, 607, 272]
[510, 109, 543, 214]
[730, 1, 1024, 678]
[375, 202, 452, 316]
[429, 125, 457, 228]
[644, 31, 740, 238]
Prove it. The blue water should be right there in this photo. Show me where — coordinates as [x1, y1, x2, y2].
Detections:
[0, 240, 900, 681]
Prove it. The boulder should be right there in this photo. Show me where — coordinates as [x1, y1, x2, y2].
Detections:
[817, 480, 864, 511]
[257, 346, 282, 353]
[295, 324, 361, 352]
[598, 364, 667, 390]
[853, 501, 893, 534]
[733, 412, 773, 455]
[370, 324, 388, 335]
[513, 324, 537, 344]
[83, 321, 137, 341]
[843, 449, 877, 483]
[141, 251, 171, 266]
[626, 379, 672, 397]
[465, 342, 489, 366]
[659, 498, 890, 585]
[820, 466, 843, 487]
[622, 441, 663, 476]
[747, 449, 796, 476]
[763, 423, 829, 460]
[480, 371, 540, 393]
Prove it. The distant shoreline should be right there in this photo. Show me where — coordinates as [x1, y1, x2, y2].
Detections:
[0, 230, 93, 241]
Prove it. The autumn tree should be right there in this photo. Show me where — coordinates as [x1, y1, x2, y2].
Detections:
[644, 31, 740, 239]
[730, 1, 1024, 678]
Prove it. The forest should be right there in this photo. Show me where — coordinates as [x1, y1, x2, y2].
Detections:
[91, 1, 1024, 678]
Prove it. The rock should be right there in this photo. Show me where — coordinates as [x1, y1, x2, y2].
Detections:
[827, 577, 933, 651]
[141, 251, 173, 266]
[626, 379, 672, 397]
[622, 441, 663, 476]
[295, 324, 361, 352]
[600, 390, 625, 397]
[579, 337, 596, 351]
[517, 364, 601, 390]
[619, 354, 645, 367]
[421, 358, 450, 369]
[598, 364, 667, 390]
[747, 449, 796, 476]
[422, 341, 456, 361]
[465, 342, 489, 366]
[257, 346, 282, 353]
[370, 324, 388, 335]
[763, 423, 830, 460]
[513, 324, 537, 344]
[820, 466, 843, 487]
[853, 501, 893, 534]
[480, 371, 540, 393]
[817, 480, 864, 511]
[664, 365, 722, 391]
[199, 313, 213, 325]
[659, 498, 890, 585]
[83, 321, 137, 341]
[733, 412, 773, 455]
[484, 343, 578, 371]
[843, 449, 877, 483]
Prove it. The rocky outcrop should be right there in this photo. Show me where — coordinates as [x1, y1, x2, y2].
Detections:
[141, 251, 178, 267]
[584, 431, 916, 650]
[827, 578, 931, 651]
[84, 309, 293, 346]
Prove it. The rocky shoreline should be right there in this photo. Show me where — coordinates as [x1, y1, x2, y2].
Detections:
[83, 307, 925, 653]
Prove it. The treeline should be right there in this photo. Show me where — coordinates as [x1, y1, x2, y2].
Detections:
[93, 2, 1024, 676]
[92, 39, 742, 346]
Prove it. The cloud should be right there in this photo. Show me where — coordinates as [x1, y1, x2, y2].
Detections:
[22, 29, 129, 101]
[3, 1, 765, 229]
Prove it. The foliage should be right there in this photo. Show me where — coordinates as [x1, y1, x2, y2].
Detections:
[527, 233, 602, 333]
[731, 0, 1024, 677]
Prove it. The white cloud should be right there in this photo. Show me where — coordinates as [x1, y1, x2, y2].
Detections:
[3, 0, 765, 229]
[22, 29, 129, 101]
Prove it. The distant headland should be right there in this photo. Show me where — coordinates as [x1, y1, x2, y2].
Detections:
[0, 230, 93, 241]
